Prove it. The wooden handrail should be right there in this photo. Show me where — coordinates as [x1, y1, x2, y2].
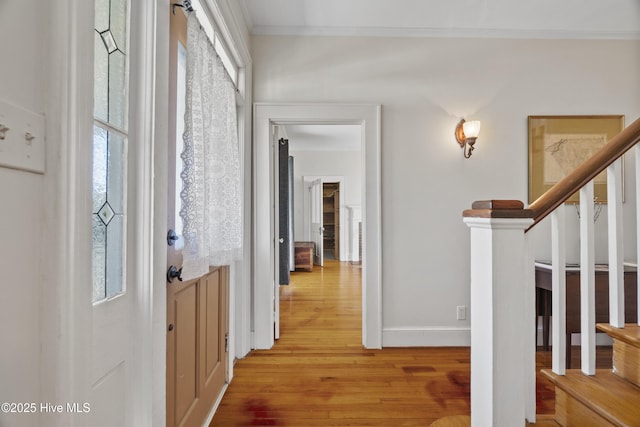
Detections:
[528, 117, 640, 228]
[463, 118, 640, 227]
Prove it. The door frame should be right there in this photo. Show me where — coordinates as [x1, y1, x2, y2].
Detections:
[303, 175, 346, 261]
[252, 103, 382, 350]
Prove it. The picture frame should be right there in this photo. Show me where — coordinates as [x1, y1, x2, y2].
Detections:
[528, 115, 625, 204]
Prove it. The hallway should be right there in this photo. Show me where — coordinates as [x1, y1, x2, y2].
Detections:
[209, 260, 623, 425]
[211, 260, 472, 425]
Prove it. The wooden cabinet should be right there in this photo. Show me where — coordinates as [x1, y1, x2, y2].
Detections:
[323, 183, 340, 259]
[294, 242, 314, 271]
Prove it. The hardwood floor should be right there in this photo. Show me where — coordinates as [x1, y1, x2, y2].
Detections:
[211, 260, 612, 426]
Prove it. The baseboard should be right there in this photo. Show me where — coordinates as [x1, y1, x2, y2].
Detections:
[535, 317, 614, 346]
[382, 322, 613, 349]
[202, 383, 228, 427]
[382, 327, 471, 347]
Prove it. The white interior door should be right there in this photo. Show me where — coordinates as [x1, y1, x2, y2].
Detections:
[272, 129, 281, 339]
[310, 178, 324, 266]
[89, 0, 141, 424]
[91, 296, 132, 426]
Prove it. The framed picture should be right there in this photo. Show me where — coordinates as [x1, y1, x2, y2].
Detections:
[528, 115, 625, 204]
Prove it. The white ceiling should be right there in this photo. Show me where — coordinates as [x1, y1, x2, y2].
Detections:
[240, 0, 640, 39]
[284, 124, 361, 152]
[244, 1, 639, 150]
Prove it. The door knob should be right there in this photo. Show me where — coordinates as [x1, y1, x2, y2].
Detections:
[167, 229, 179, 246]
[167, 265, 183, 283]
[279, 238, 284, 243]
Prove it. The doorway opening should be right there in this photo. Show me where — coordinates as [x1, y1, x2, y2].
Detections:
[252, 103, 381, 350]
[279, 127, 362, 347]
[322, 182, 340, 261]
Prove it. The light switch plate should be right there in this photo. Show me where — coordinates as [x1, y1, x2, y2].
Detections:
[0, 99, 45, 174]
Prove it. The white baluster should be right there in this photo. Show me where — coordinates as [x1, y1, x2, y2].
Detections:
[607, 158, 624, 328]
[551, 207, 566, 375]
[525, 233, 536, 422]
[580, 182, 596, 375]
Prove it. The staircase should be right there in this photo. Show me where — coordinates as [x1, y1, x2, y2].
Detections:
[542, 324, 640, 426]
[446, 117, 640, 426]
[429, 331, 640, 427]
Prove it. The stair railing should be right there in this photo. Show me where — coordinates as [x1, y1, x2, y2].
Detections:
[462, 117, 640, 426]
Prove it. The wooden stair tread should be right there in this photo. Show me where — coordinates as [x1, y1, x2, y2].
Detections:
[526, 417, 561, 426]
[597, 323, 640, 349]
[526, 414, 561, 426]
[542, 369, 640, 426]
[430, 414, 560, 426]
[429, 415, 470, 427]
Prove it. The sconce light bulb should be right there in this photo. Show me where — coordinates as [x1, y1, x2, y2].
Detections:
[462, 121, 481, 139]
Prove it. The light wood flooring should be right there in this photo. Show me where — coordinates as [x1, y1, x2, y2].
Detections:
[211, 260, 613, 426]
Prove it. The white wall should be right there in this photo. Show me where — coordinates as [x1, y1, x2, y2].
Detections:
[289, 148, 362, 245]
[251, 35, 640, 345]
[0, 1, 253, 425]
[0, 0, 45, 426]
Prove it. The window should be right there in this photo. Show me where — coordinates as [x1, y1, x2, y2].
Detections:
[190, 0, 239, 85]
[92, 0, 129, 302]
[174, 41, 187, 249]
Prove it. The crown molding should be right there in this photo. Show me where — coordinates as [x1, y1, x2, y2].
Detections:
[249, 25, 640, 41]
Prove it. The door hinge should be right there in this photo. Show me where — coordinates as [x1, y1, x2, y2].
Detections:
[225, 333, 229, 352]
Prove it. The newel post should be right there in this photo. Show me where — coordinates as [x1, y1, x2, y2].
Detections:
[463, 201, 535, 426]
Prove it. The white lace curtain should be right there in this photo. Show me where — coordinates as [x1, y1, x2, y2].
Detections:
[180, 14, 242, 281]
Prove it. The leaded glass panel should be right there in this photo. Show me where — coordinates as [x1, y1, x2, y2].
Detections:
[106, 214, 124, 299]
[107, 132, 125, 212]
[110, 0, 127, 53]
[109, 50, 127, 128]
[95, 0, 109, 32]
[94, 32, 109, 122]
[101, 30, 119, 54]
[93, 0, 128, 303]
[92, 126, 108, 212]
[94, 0, 128, 129]
[92, 215, 107, 301]
[92, 125, 126, 302]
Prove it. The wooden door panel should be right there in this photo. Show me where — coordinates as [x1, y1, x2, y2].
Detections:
[167, 269, 228, 427]
[204, 269, 222, 381]
[174, 282, 199, 424]
[202, 268, 227, 400]
[167, 278, 201, 427]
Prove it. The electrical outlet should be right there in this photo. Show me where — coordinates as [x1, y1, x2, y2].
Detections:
[456, 306, 466, 320]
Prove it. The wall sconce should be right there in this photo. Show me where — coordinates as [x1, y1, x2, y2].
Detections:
[455, 119, 481, 158]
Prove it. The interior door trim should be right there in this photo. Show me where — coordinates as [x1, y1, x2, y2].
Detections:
[252, 103, 382, 350]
